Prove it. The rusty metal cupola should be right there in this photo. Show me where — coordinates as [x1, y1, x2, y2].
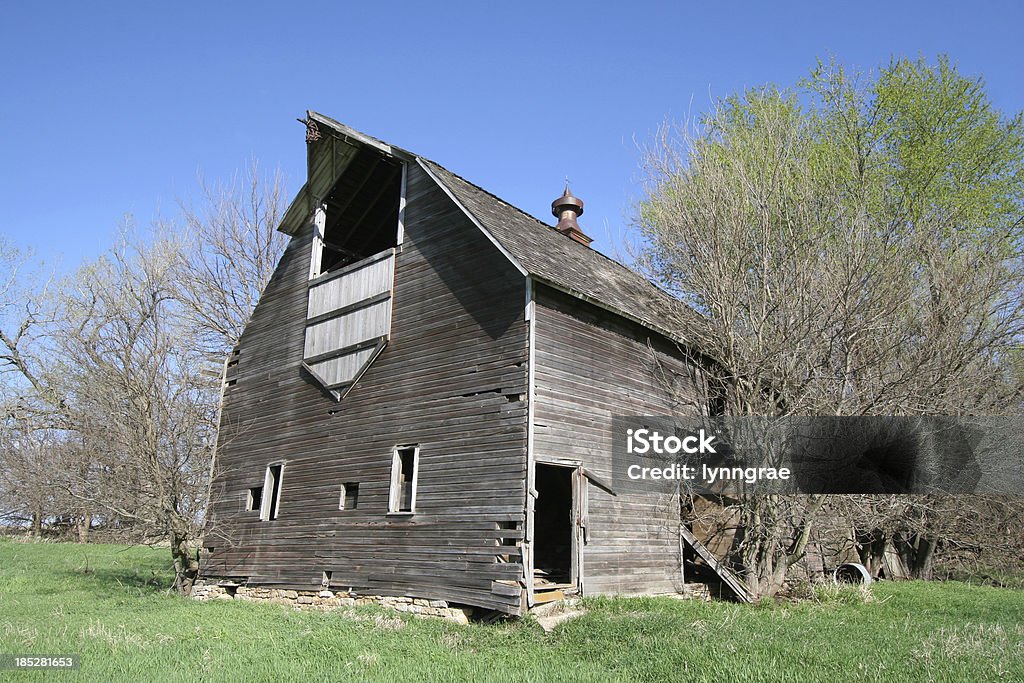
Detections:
[551, 183, 592, 247]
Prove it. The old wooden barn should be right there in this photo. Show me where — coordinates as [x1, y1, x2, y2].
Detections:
[201, 112, 732, 615]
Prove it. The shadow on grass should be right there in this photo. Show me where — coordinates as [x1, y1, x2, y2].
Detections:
[59, 564, 175, 598]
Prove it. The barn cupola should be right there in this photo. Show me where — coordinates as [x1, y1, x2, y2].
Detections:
[551, 184, 592, 247]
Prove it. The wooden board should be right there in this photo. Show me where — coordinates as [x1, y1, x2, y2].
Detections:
[679, 524, 752, 603]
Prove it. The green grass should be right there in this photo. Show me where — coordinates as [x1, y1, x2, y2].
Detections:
[938, 566, 1024, 590]
[1, 539, 1022, 682]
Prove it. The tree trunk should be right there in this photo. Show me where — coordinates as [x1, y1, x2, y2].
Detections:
[911, 535, 936, 580]
[892, 533, 937, 580]
[169, 527, 200, 595]
[856, 529, 887, 578]
[30, 507, 42, 538]
[76, 513, 92, 543]
[739, 495, 825, 599]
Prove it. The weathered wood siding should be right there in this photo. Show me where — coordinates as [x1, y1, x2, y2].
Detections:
[306, 249, 395, 320]
[532, 285, 702, 596]
[203, 163, 529, 613]
[303, 249, 394, 390]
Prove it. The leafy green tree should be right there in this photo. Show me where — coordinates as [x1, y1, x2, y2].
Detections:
[636, 56, 1024, 596]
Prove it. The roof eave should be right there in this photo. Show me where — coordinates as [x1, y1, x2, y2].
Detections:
[306, 111, 416, 162]
[529, 275, 688, 347]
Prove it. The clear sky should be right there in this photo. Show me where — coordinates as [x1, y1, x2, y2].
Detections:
[3, 1, 1023, 270]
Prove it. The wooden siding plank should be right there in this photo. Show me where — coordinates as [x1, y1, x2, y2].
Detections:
[303, 300, 392, 357]
[306, 251, 395, 319]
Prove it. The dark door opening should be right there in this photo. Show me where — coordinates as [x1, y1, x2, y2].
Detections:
[534, 464, 575, 588]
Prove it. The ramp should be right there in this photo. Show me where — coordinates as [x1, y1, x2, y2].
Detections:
[680, 525, 753, 603]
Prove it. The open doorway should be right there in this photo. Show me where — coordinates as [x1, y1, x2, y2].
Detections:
[534, 464, 576, 590]
[312, 149, 403, 278]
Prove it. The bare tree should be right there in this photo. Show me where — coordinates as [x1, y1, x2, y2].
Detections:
[0, 241, 76, 536]
[175, 159, 287, 356]
[47, 233, 215, 592]
[0, 230, 214, 591]
[0, 240, 62, 409]
[172, 160, 288, 566]
[0, 159, 287, 591]
[0, 410, 53, 536]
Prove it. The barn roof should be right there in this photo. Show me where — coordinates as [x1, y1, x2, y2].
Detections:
[418, 160, 704, 343]
[296, 111, 704, 346]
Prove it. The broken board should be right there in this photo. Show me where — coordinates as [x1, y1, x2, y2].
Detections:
[679, 525, 753, 603]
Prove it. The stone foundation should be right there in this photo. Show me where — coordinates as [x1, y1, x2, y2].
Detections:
[679, 582, 713, 601]
[191, 582, 473, 624]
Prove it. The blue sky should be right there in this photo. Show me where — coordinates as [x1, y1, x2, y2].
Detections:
[3, 1, 1023, 270]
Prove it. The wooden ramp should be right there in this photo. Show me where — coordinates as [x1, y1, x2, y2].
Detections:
[679, 525, 753, 603]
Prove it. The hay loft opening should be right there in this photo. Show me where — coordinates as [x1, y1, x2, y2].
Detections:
[314, 148, 403, 277]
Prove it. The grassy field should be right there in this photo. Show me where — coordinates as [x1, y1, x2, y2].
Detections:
[1, 540, 1022, 682]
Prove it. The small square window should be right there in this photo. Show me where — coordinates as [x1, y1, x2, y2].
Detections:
[340, 482, 359, 510]
[246, 486, 263, 512]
